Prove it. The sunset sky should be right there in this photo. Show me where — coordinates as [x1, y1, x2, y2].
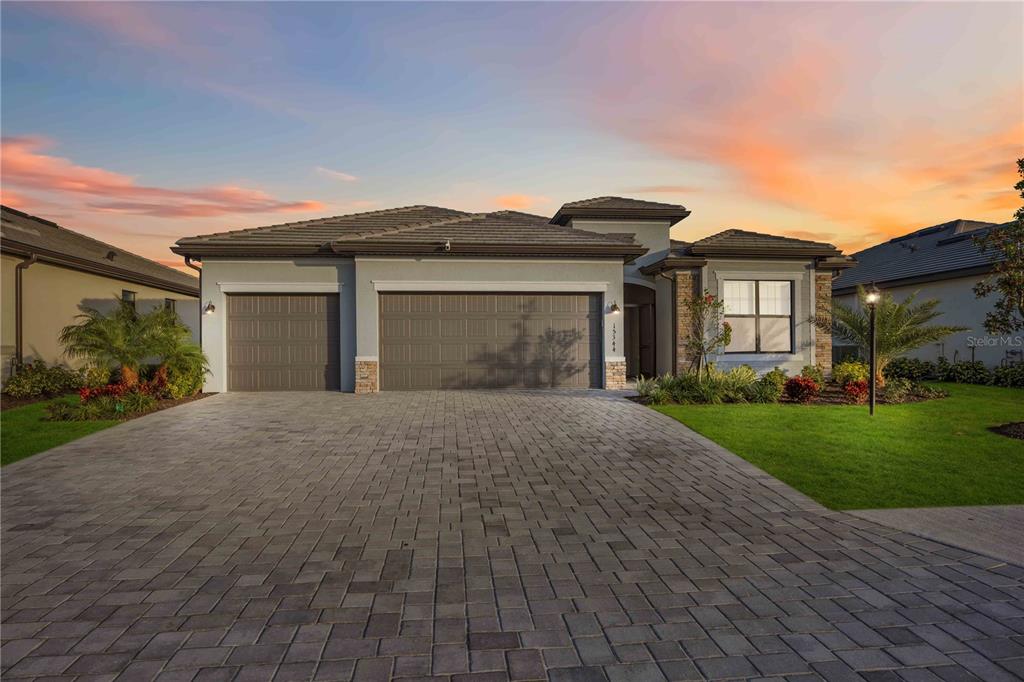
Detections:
[2, 2, 1021, 273]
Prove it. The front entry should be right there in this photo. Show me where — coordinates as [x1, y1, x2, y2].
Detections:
[624, 283, 656, 379]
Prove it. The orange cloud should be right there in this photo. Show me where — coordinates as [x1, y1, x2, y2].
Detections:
[2, 136, 324, 218]
[625, 185, 700, 194]
[494, 194, 549, 210]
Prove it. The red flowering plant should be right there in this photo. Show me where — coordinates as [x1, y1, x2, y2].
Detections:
[784, 375, 820, 403]
[843, 379, 869, 404]
[79, 366, 171, 403]
[681, 290, 732, 380]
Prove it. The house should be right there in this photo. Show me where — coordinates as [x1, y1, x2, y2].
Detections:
[1, 206, 200, 379]
[833, 218, 1018, 367]
[172, 197, 854, 392]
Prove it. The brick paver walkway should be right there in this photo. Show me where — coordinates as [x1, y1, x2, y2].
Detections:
[3, 391, 1023, 681]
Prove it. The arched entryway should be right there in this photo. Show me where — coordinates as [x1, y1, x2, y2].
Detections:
[624, 283, 656, 378]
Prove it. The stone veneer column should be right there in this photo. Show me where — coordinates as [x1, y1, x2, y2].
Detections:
[605, 360, 627, 390]
[815, 271, 833, 370]
[675, 269, 701, 374]
[354, 359, 379, 394]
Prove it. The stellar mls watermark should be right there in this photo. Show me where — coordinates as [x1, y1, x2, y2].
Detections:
[967, 335, 1024, 348]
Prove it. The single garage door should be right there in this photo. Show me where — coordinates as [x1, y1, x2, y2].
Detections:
[227, 294, 340, 391]
[380, 292, 602, 390]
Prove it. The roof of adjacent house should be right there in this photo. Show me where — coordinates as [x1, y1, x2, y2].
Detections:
[832, 218, 1006, 294]
[174, 205, 648, 260]
[1, 205, 199, 296]
[549, 196, 691, 226]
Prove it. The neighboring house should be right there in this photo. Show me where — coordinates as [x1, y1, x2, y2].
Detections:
[833, 218, 1019, 368]
[172, 197, 854, 393]
[1, 206, 200, 380]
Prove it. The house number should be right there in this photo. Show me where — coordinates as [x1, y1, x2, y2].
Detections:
[612, 324, 617, 353]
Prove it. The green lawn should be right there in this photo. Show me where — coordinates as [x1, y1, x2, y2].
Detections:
[654, 383, 1024, 510]
[1, 396, 118, 467]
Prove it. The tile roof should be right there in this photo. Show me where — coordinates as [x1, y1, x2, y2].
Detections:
[174, 206, 646, 259]
[674, 229, 843, 257]
[1, 205, 198, 296]
[550, 196, 691, 226]
[833, 219, 1005, 293]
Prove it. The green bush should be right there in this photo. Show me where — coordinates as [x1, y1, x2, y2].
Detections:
[636, 365, 768, 405]
[993, 364, 1024, 388]
[3, 361, 84, 399]
[832, 360, 869, 387]
[166, 363, 205, 399]
[80, 366, 111, 389]
[800, 364, 826, 385]
[935, 359, 992, 385]
[884, 357, 936, 381]
[45, 389, 158, 421]
[883, 378, 913, 402]
[748, 373, 784, 403]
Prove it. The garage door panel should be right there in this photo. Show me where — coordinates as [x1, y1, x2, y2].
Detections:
[227, 293, 339, 391]
[380, 292, 601, 390]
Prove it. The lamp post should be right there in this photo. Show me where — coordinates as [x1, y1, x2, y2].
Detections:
[865, 283, 881, 415]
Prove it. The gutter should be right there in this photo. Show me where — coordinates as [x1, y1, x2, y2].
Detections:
[2, 239, 198, 297]
[14, 254, 37, 366]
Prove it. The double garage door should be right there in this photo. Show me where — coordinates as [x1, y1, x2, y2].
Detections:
[226, 292, 602, 391]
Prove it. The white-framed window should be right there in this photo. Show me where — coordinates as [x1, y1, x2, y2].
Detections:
[723, 280, 793, 353]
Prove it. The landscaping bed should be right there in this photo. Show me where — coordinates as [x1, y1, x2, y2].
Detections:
[991, 422, 1024, 441]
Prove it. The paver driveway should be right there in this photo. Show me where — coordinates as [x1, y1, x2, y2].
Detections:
[3, 391, 1023, 682]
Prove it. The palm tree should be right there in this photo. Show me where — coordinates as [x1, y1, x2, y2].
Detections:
[59, 299, 204, 386]
[826, 285, 968, 386]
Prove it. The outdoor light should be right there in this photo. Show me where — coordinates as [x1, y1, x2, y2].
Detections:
[865, 283, 881, 415]
[609, 301, 621, 315]
[203, 302, 216, 315]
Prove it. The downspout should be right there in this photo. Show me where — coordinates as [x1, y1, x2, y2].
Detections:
[184, 256, 202, 348]
[14, 254, 38, 367]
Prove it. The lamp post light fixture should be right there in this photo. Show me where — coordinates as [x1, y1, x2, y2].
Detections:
[865, 283, 881, 415]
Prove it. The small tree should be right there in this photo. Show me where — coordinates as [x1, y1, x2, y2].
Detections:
[59, 299, 204, 387]
[682, 290, 732, 379]
[973, 158, 1024, 335]
[827, 286, 967, 386]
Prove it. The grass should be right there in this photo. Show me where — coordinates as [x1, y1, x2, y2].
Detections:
[653, 383, 1024, 510]
[1, 396, 118, 467]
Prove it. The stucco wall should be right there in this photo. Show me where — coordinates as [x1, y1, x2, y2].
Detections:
[834, 275, 1018, 367]
[571, 218, 674, 373]
[198, 258, 356, 392]
[353, 256, 625, 370]
[704, 259, 817, 374]
[0, 255, 199, 379]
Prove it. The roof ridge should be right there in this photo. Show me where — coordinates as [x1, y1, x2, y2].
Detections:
[2, 205, 197, 283]
[333, 213, 482, 242]
[180, 205, 467, 241]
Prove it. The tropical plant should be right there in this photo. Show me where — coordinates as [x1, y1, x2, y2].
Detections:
[800, 364, 825, 385]
[784, 376, 819, 403]
[973, 158, 1024, 335]
[681, 291, 732, 379]
[832, 360, 869, 387]
[843, 379, 869, 404]
[59, 299, 207, 391]
[823, 286, 968, 386]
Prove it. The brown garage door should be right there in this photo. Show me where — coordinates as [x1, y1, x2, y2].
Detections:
[227, 294, 340, 391]
[380, 293, 602, 390]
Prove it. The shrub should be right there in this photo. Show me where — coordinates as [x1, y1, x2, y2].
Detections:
[843, 379, 869, 404]
[832, 360, 869, 387]
[80, 365, 111, 389]
[748, 374, 784, 403]
[935, 359, 992, 384]
[165, 363, 205, 399]
[800, 364, 826, 385]
[636, 365, 765, 405]
[2, 361, 84, 399]
[883, 377, 913, 402]
[993, 364, 1024, 388]
[784, 376, 820, 403]
[885, 357, 936, 382]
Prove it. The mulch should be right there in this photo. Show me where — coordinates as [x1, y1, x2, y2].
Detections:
[990, 422, 1024, 441]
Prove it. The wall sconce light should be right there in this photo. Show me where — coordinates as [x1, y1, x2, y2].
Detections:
[608, 301, 621, 315]
[203, 302, 216, 315]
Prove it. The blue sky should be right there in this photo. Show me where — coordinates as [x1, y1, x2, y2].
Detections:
[2, 2, 1021, 269]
